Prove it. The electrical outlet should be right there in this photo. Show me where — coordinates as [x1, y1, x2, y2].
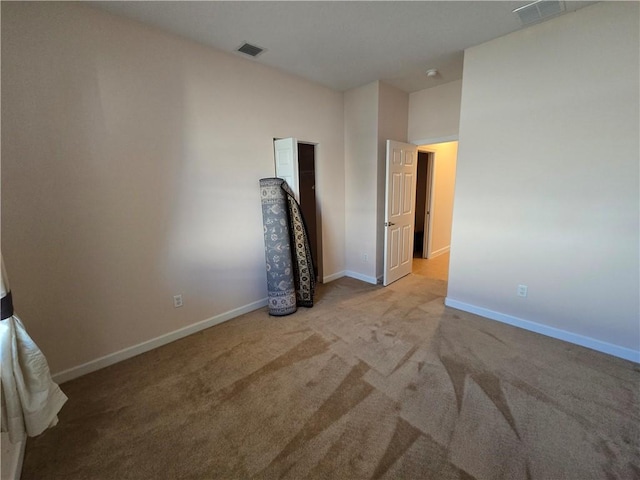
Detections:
[173, 294, 183, 308]
[517, 285, 528, 298]
[363, 253, 368, 263]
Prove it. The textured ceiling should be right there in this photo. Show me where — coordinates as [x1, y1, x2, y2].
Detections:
[91, 1, 596, 93]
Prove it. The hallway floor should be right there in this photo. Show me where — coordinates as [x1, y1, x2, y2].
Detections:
[412, 251, 450, 282]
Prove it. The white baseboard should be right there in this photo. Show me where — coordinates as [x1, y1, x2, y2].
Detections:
[52, 297, 268, 384]
[345, 270, 378, 285]
[323, 271, 345, 283]
[428, 245, 450, 258]
[1, 433, 25, 480]
[444, 298, 640, 363]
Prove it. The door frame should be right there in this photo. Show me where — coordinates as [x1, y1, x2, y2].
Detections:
[273, 137, 323, 281]
[420, 150, 436, 259]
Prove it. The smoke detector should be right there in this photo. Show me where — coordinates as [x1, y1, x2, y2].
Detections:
[426, 69, 438, 78]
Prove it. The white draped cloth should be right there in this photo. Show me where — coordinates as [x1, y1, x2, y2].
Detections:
[1, 256, 67, 444]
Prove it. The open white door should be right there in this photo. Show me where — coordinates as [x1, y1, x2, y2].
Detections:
[383, 140, 418, 286]
[274, 138, 299, 201]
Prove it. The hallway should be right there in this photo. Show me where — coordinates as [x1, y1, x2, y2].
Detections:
[413, 252, 450, 282]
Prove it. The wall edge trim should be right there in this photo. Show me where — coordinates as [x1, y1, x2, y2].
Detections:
[344, 270, 378, 285]
[444, 297, 640, 363]
[428, 245, 450, 258]
[412, 134, 459, 146]
[52, 297, 269, 384]
[323, 271, 346, 283]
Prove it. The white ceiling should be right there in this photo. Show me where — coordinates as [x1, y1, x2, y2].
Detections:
[91, 1, 596, 93]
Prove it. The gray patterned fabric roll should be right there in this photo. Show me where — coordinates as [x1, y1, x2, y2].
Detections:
[260, 178, 297, 316]
[281, 181, 315, 307]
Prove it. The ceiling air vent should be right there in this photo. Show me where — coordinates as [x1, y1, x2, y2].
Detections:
[236, 42, 265, 58]
[513, 1, 565, 25]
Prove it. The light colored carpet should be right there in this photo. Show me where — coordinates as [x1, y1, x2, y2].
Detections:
[21, 262, 640, 479]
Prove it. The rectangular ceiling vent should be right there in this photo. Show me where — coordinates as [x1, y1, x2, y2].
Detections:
[513, 1, 565, 25]
[236, 42, 265, 58]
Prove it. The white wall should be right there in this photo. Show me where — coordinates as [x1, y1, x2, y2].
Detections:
[344, 81, 408, 283]
[409, 79, 462, 144]
[1, 2, 345, 376]
[420, 142, 457, 257]
[447, 2, 640, 361]
[344, 82, 379, 282]
[377, 82, 409, 279]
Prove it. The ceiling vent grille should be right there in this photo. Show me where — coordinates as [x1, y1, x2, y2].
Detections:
[513, 1, 565, 25]
[237, 43, 265, 57]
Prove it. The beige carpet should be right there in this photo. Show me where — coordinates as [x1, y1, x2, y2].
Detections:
[21, 259, 640, 479]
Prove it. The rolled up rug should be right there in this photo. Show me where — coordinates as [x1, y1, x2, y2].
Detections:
[260, 178, 315, 315]
[281, 181, 315, 308]
[260, 178, 298, 316]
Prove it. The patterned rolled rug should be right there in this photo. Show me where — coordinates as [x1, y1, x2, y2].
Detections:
[281, 181, 315, 308]
[260, 178, 315, 316]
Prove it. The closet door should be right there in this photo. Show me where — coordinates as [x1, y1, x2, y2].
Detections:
[274, 137, 299, 202]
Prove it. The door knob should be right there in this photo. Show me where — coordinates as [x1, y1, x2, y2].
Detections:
[385, 222, 395, 227]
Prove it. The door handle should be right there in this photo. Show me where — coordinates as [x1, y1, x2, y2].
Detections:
[385, 222, 395, 227]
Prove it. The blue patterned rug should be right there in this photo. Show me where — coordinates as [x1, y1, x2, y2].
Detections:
[260, 178, 315, 315]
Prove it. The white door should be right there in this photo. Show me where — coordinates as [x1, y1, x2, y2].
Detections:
[383, 140, 418, 286]
[274, 138, 299, 201]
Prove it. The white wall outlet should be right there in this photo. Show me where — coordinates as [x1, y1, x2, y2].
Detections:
[517, 285, 528, 298]
[173, 294, 183, 308]
[362, 253, 368, 262]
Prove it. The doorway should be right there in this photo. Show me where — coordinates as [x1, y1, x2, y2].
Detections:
[297, 143, 319, 276]
[414, 151, 433, 258]
[381, 140, 457, 285]
[412, 142, 457, 260]
[273, 138, 322, 281]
